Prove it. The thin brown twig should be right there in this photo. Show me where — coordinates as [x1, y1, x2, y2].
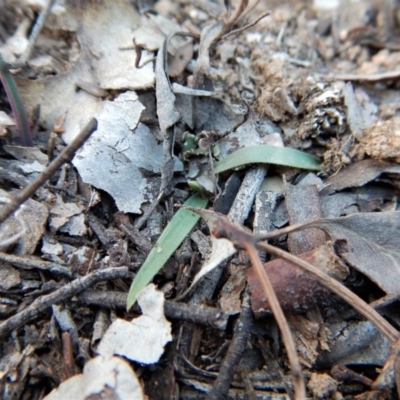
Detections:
[373, 335, 400, 391]
[0, 118, 97, 224]
[258, 241, 399, 344]
[256, 221, 313, 242]
[0, 266, 129, 340]
[215, 0, 249, 42]
[236, 0, 261, 23]
[244, 242, 306, 400]
[221, 11, 271, 40]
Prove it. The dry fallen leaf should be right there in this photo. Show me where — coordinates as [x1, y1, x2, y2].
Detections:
[247, 243, 348, 316]
[17, 0, 154, 145]
[43, 356, 143, 400]
[72, 0, 153, 90]
[0, 189, 48, 255]
[323, 159, 400, 194]
[98, 284, 172, 364]
[49, 195, 86, 235]
[72, 91, 178, 214]
[300, 212, 400, 295]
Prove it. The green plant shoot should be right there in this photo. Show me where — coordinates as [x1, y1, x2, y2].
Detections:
[213, 145, 321, 173]
[127, 194, 208, 309]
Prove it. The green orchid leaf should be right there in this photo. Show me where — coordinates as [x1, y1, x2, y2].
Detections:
[0, 54, 33, 147]
[127, 194, 208, 309]
[213, 145, 321, 173]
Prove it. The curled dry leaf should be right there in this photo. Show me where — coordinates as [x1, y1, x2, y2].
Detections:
[43, 356, 143, 400]
[247, 243, 348, 316]
[17, 0, 154, 145]
[156, 39, 180, 134]
[99, 284, 172, 364]
[193, 22, 224, 89]
[73, 0, 152, 91]
[134, 13, 193, 77]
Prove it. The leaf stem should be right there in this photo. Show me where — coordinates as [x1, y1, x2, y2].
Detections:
[244, 241, 306, 400]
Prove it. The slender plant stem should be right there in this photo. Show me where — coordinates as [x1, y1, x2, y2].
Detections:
[215, 0, 249, 41]
[258, 241, 399, 343]
[255, 221, 308, 242]
[373, 335, 400, 391]
[0, 118, 98, 224]
[244, 242, 306, 400]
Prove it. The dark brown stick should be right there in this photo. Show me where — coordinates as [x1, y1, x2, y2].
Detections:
[0, 266, 128, 340]
[0, 118, 98, 224]
[206, 292, 254, 400]
[77, 290, 229, 330]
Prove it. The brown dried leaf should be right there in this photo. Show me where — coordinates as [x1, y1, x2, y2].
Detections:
[193, 22, 223, 90]
[247, 243, 347, 316]
[301, 212, 400, 295]
[219, 263, 248, 315]
[323, 159, 400, 194]
[156, 40, 180, 133]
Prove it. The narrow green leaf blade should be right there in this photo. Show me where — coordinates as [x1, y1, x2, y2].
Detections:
[213, 145, 321, 173]
[127, 194, 208, 309]
[0, 54, 33, 147]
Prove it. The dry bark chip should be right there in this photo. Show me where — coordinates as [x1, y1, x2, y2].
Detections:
[342, 83, 377, 139]
[316, 320, 392, 368]
[307, 372, 338, 399]
[0, 262, 21, 290]
[285, 182, 325, 254]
